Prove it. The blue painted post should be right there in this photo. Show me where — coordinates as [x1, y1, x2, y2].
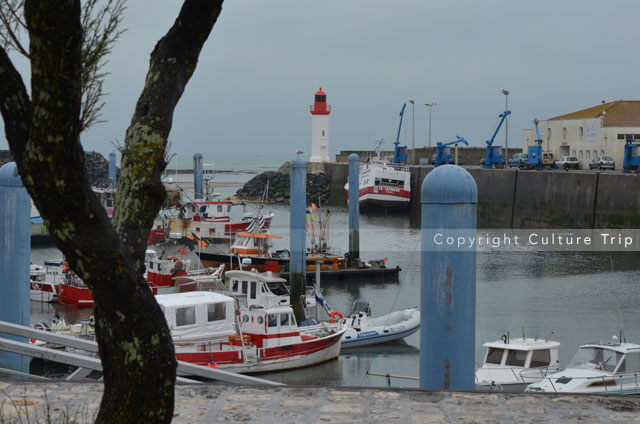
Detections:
[0, 162, 30, 373]
[348, 154, 360, 264]
[193, 153, 204, 199]
[420, 165, 477, 390]
[290, 156, 307, 323]
[108, 151, 117, 189]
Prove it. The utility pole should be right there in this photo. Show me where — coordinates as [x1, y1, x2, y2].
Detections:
[409, 100, 415, 164]
[501, 89, 509, 161]
[425, 103, 437, 148]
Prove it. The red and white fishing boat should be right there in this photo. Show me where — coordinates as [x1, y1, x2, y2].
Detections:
[156, 291, 345, 373]
[58, 251, 189, 306]
[344, 139, 411, 209]
[149, 200, 273, 244]
[29, 260, 65, 303]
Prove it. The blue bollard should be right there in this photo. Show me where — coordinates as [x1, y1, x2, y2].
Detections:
[0, 162, 30, 373]
[348, 154, 360, 262]
[193, 153, 204, 199]
[289, 156, 307, 322]
[108, 151, 117, 190]
[420, 165, 477, 390]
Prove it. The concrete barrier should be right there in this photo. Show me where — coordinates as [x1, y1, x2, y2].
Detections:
[595, 172, 640, 228]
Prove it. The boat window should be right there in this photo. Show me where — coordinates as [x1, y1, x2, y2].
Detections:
[250, 281, 257, 299]
[619, 352, 640, 373]
[567, 347, 623, 372]
[280, 313, 290, 326]
[175, 306, 196, 327]
[242, 281, 248, 294]
[486, 348, 504, 364]
[375, 178, 380, 186]
[257, 316, 264, 324]
[267, 314, 278, 328]
[266, 281, 289, 296]
[207, 302, 226, 322]
[231, 280, 238, 292]
[217, 205, 223, 212]
[227, 205, 232, 212]
[530, 349, 551, 367]
[506, 350, 528, 367]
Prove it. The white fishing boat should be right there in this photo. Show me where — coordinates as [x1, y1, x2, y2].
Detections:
[475, 335, 561, 392]
[156, 291, 345, 373]
[344, 139, 411, 209]
[338, 300, 420, 349]
[29, 260, 65, 302]
[526, 335, 640, 394]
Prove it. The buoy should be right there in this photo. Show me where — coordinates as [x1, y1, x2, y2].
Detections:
[206, 360, 219, 370]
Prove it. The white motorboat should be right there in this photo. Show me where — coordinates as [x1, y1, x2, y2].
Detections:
[526, 335, 640, 394]
[475, 335, 561, 392]
[340, 300, 420, 349]
[29, 260, 65, 302]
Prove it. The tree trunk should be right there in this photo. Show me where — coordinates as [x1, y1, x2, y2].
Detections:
[0, 1, 224, 423]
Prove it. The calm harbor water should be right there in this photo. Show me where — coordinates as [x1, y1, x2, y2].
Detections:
[28, 161, 640, 388]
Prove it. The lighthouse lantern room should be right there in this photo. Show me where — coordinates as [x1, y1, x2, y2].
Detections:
[309, 87, 331, 163]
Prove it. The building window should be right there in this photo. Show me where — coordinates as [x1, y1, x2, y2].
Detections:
[593, 150, 597, 159]
[618, 134, 625, 140]
[579, 150, 583, 159]
[562, 128, 567, 140]
[601, 150, 605, 156]
[586, 151, 591, 160]
[322, 130, 325, 137]
[579, 127, 584, 137]
[547, 128, 551, 139]
[572, 150, 576, 156]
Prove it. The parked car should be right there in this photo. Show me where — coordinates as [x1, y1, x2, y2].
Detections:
[507, 153, 528, 168]
[555, 156, 579, 169]
[589, 156, 615, 170]
[431, 154, 465, 165]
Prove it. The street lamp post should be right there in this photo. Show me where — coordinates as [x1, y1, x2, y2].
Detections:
[425, 103, 437, 148]
[409, 100, 415, 164]
[501, 89, 509, 162]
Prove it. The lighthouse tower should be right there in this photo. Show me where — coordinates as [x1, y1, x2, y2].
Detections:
[309, 87, 331, 163]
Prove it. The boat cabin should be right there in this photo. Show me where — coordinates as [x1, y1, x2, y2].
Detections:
[237, 305, 304, 349]
[230, 231, 282, 256]
[156, 291, 236, 343]
[565, 340, 640, 374]
[224, 269, 291, 307]
[481, 337, 560, 370]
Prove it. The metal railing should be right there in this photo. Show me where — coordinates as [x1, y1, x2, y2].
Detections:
[0, 320, 282, 386]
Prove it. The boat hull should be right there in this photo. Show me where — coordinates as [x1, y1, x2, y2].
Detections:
[175, 329, 344, 374]
[58, 285, 94, 307]
[29, 281, 58, 303]
[341, 308, 420, 349]
[198, 252, 344, 274]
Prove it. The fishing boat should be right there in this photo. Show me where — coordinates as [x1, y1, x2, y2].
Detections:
[339, 300, 420, 349]
[526, 335, 640, 394]
[197, 211, 346, 274]
[475, 335, 561, 392]
[29, 260, 65, 303]
[150, 199, 273, 244]
[156, 291, 346, 373]
[344, 105, 411, 210]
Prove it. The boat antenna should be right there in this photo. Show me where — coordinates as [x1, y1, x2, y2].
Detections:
[521, 327, 525, 340]
[610, 254, 626, 341]
[535, 329, 539, 341]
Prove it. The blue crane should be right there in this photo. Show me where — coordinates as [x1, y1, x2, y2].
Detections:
[483, 110, 511, 169]
[393, 103, 408, 164]
[434, 136, 469, 166]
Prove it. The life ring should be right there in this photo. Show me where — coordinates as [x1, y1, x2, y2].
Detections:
[329, 310, 344, 323]
[174, 260, 184, 272]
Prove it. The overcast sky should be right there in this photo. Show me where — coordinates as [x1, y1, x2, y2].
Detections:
[2, 0, 639, 166]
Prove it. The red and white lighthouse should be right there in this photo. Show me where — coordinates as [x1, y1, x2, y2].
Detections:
[309, 87, 331, 163]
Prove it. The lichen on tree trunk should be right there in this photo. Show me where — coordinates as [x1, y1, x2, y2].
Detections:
[0, 1, 225, 423]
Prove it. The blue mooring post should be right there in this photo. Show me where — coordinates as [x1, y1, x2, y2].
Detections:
[420, 165, 477, 390]
[348, 154, 360, 264]
[108, 151, 117, 190]
[0, 162, 30, 373]
[290, 156, 307, 323]
[193, 153, 204, 199]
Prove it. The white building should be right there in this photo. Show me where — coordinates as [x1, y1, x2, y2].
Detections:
[522, 101, 640, 169]
[309, 87, 331, 163]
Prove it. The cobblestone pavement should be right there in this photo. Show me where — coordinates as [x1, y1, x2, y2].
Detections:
[1, 381, 640, 423]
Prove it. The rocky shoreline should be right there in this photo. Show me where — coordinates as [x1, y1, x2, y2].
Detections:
[234, 169, 331, 205]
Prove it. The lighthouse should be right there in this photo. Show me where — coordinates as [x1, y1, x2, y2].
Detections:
[309, 87, 331, 163]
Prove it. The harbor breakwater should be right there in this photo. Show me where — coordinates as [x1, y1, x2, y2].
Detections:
[321, 163, 640, 229]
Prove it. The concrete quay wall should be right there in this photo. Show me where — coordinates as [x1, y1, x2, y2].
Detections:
[2, 381, 640, 423]
[323, 163, 640, 229]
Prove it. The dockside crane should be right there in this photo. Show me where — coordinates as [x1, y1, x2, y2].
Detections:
[483, 110, 511, 169]
[434, 136, 469, 166]
[393, 103, 408, 164]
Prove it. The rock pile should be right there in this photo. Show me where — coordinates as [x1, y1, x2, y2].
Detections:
[235, 170, 331, 205]
[0, 149, 118, 188]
